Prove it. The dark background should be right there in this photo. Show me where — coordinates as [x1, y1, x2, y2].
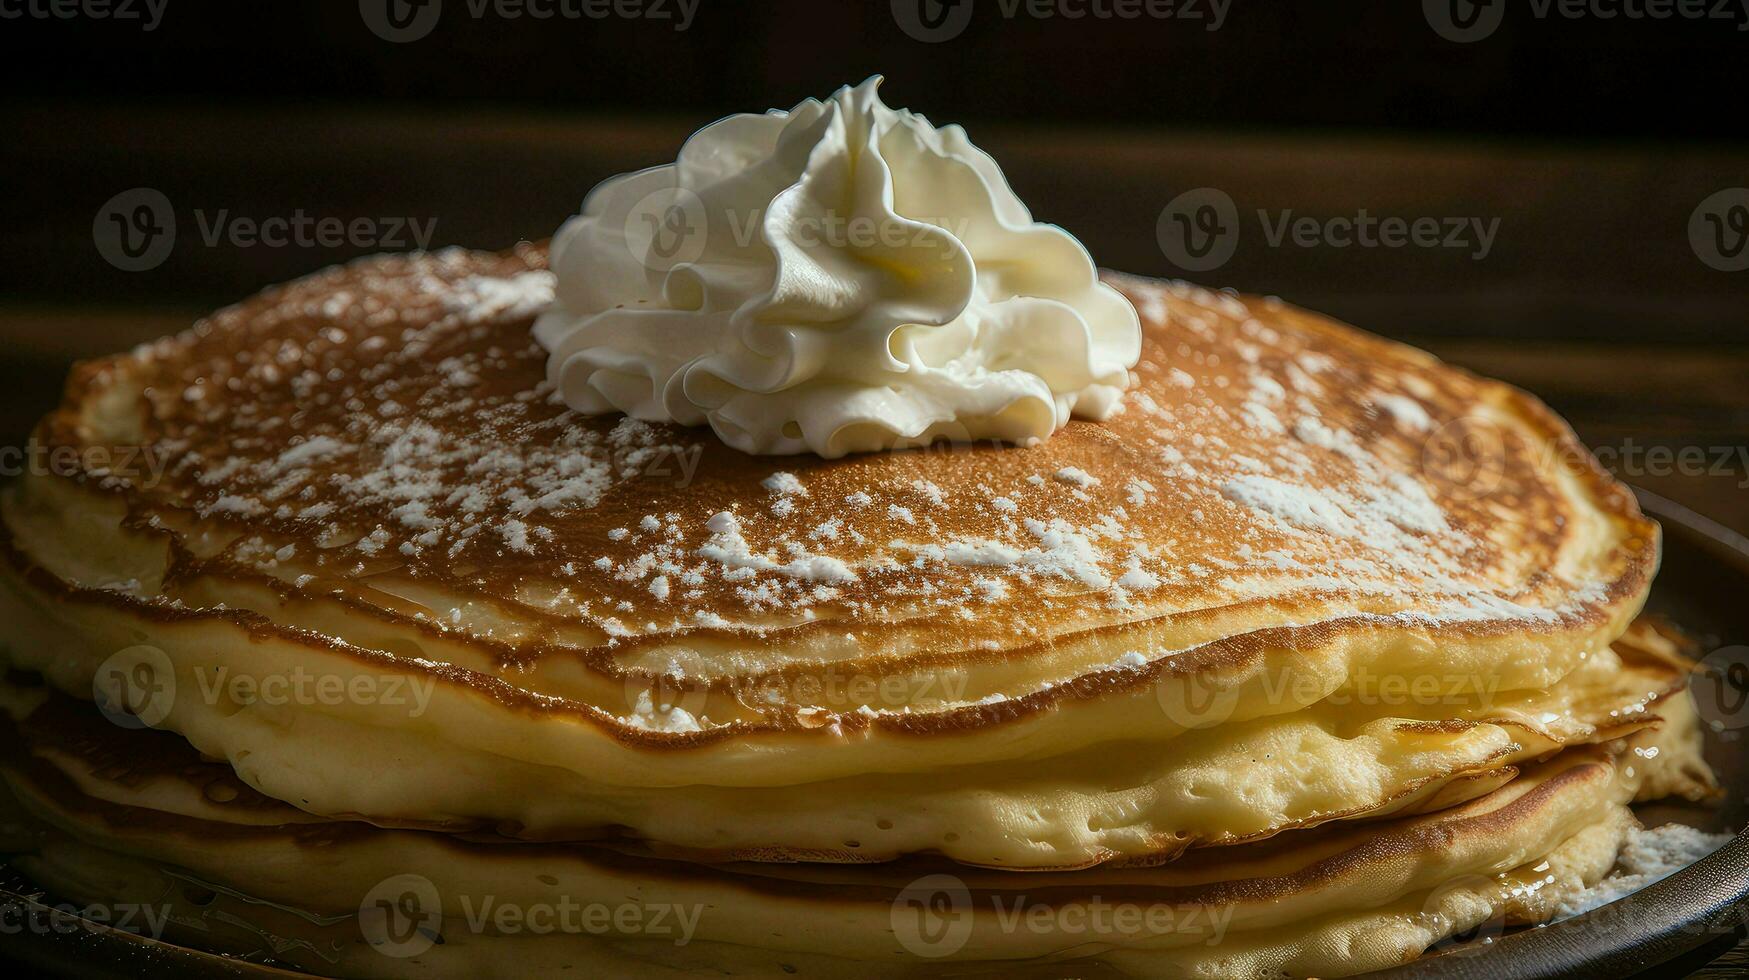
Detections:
[3, 0, 1747, 320]
[0, 0, 1747, 538]
[9, 0, 1749, 135]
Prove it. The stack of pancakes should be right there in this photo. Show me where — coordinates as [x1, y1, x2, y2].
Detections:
[0, 245, 1715, 978]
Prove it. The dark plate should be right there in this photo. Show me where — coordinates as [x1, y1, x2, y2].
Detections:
[2, 489, 1747, 980]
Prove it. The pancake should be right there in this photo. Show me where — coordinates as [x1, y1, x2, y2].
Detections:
[0, 673, 1713, 979]
[0, 246, 1664, 869]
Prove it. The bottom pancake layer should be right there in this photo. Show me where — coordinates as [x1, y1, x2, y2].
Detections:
[0, 673, 1716, 979]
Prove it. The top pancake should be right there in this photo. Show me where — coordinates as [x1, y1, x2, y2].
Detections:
[0, 245, 1660, 865]
[25, 245, 1652, 660]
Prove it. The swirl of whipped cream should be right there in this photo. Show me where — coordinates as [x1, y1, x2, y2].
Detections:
[534, 77, 1141, 458]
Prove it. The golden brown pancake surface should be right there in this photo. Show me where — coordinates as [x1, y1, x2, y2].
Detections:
[32, 245, 1650, 651]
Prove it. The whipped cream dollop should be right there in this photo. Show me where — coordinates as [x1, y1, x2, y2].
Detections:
[534, 77, 1141, 458]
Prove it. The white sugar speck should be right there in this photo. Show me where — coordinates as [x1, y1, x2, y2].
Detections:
[499, 520, 536, 553]
[1373, 392, 1435, 432]
[762, 472, 807, 496]
[1054, 467, 1099, 489]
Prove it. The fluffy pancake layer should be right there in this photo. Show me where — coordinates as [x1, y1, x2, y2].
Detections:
[0, 546, 1696, 872]
[0, 248, 1663, 868]
[0, 676, 1714, 979]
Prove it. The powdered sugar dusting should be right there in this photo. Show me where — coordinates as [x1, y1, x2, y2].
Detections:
[1221, 475, 1358, 537]
[74, 254, 1634, 651]
[698, 511, 859, 584]
[444, 271, 556, 324]
[1556, 823, 1733, 918]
